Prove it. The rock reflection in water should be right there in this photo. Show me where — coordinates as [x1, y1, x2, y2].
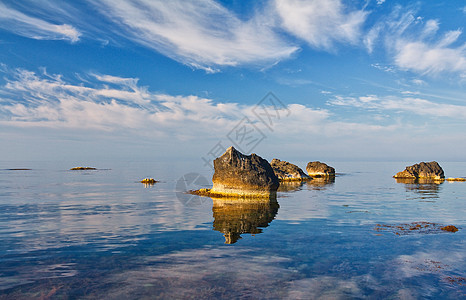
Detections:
[305, 176, 335, 190]
[395, 178, 443, 201]
[212, 198, 279, 244]
[277, 181, 305, 192]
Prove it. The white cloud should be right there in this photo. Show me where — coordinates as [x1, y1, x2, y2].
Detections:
[0, 3, 81, 42]
[329, 94, 466, 119]
[411, 79, 426, 86]
[3, 67, 465, 161]
[274, 0, 367, 50]
[0, 68, 245, 135]
[89, 0, 298, 71]
[395, 36, 466, 75]
[366, 6, 466, 77]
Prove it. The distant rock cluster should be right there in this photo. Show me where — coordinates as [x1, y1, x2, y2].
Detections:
[192, 146, 336, 198]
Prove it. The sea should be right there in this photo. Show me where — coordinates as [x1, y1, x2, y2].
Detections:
[0, 160, 465, 299]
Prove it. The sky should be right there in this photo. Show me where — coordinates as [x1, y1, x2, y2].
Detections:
[0, 0, 465, 164]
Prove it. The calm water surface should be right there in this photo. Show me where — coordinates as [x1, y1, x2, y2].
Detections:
[0, 161, 465, 299]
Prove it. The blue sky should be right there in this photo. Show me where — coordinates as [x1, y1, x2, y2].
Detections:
[0, 0, 465, 163]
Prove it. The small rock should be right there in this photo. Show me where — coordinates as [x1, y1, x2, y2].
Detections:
[306, 161, 335, 177]
[394, 161, 444, 179]
[141, 178, 157, 184]
[270, 159, 310, 181]
[440, 225, 458, 232]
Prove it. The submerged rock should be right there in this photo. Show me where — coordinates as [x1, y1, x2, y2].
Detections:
[194, 146, 279, 198]
[446, 177, 466, 182]
[270, 159, 310, 181]
[374, 222, 459, 235]
[394, 161, 444, 180]
[306, 161, 335, 177]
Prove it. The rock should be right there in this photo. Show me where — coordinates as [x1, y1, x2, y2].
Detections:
[70, 167, 96, 170]
[306, 161, 335, 177]
[394, 161, 444, 180]
[141, 178, 157, 184]
[270, 159, 310, 181]
[200, 146, 279, 198]
[441, 225, 459, 232]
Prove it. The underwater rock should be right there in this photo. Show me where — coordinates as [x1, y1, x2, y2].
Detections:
[446, 177, 466, 182]
[306, 161, 335, 177]
[394, 161, 444, 180]
[374, 222, 459, 235]
[270, 159, 310, 181]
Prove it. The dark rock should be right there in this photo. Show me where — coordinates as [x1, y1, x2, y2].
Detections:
[394, 161, 444, 180]
[70, 167, 96, 170]
[306, 161, 335, 177]
[270, 159, 310, 181]
[210, 146, 279, 197]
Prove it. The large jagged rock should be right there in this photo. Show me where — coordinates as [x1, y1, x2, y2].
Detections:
[306, 161, 335, 177]
[270, 159, 310, 181]
[209, 146, 279, 197]
[394, 161, 444, 180]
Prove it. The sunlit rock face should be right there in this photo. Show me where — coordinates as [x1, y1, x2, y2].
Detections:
[270, 159, 310, 181]
[211, 146, 279, 198]
[306, 161, 335, 177]
[212, 198, 279, 244]
[394, 161, 445, 180]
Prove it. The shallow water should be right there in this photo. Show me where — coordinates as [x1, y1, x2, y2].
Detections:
[0, 161, 465, 299]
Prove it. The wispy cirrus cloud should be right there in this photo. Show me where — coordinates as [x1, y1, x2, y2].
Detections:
[395, 32, 466, 76]
[0, 2, 81, 42]
[89, 0, 298, 72]
[274, 0, 368, 50]
[365, 5, 466, 77]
